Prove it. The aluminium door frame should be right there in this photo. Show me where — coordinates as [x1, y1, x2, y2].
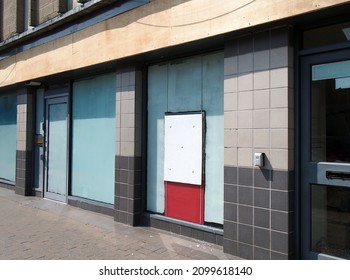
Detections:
[43, 91, 70, 203]
[300, 47, 350, 260]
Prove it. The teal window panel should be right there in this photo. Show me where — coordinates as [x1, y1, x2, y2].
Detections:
[147, 52, 224, 224]
[72, 74, 116, 204]
[147, 64, 168, 213]
[47, 102, 68, 195]
[202, 52, 224, 224]
[167, 57, 202, 112]
[0, 93, 17, 183]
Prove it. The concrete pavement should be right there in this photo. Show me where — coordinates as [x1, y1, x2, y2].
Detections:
[0, 187, 238, 260]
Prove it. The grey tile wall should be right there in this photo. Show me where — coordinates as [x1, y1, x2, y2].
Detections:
[114, 69, 143, 226]
[15, 90, 34, 196]
[223, 26, 295, 260]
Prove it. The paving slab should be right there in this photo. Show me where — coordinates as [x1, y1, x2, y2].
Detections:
[0, 188, 239, 260]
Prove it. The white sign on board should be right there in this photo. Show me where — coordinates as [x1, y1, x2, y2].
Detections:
[163, 113, 204, 185]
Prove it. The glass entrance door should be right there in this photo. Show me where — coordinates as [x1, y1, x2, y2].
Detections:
[44, 97, 68, 202]
[301, 50, 350, 259]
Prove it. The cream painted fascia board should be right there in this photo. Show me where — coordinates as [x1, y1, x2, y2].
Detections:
[1, 0, 349, 87]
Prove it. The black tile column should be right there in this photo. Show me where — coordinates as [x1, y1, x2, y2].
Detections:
[115, 156, 142, 225]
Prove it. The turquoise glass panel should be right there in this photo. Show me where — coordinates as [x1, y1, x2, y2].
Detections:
[167, 57, 202, 112]
[72, 74, 116, 204]
[313, 60, 350, 81]
[0, 94, 17, 183]
[147, 52, 224, 224]
[147, 64, 168, 213]
[202, 52, 224, 224]
[47, 102, 67, 195]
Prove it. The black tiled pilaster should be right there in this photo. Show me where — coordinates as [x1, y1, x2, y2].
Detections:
[15, 150, 33, 196]
[254, 247, 271, 260]
[115, 155, 142, 226]
[254, 168, 270, 189]
[238, 224, 253, 245]
[254, 227, 270, 249]
[254, 208, 270, 229]
[238, 205, 253, 225]
[238, 186, 253, 205]
[238, 242, 253, 260]
[224, 184, 237, 203]
[224, 166, 237, 185]
[224, 165, 294, 260]
[271, 170, 294, 191]
[253, 188, 270, 208]
[224, 220, 237, 240]
[238, 167, 253, 186]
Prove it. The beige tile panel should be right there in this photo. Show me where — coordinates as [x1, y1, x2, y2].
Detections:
[270, 149, 294, 171]
[253, 89, 270, 109]
[120, 128, 135, 142]
[238, 73, 253, 92]
[16, 140, 27, 151]
[238, 91, 253, 110]
[224, 92, 237, 111]
[253, 70, 270, 90]
[253, 110, 269, 129]
[254, 129, 270, 149]
[224, 147, 238, 166]
[238, 110, 253, 129]
[224, 129, 238, 148]
[120, 99, 135, 114]
[270, 87, 289, 108]
[224, 75, 238, 93]
[120, 142, 134, 157]
[121, 87, 135, 101]
[238, 147, 253, 167]
[120, 113, 135, 128]
[115, 141, 121, 155]
[224, 111, 237, 130]
[238, 129, 253, 148]
[270, 67, 289, 88]
[271, 129, 289, 149]
[270, 108, 288, 128]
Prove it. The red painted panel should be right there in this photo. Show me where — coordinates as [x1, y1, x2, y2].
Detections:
[165, 181, 204, 224]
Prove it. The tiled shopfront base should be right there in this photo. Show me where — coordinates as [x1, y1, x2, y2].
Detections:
[0, 181, 15, 190]
[114, 155, 142, 226]
[15, 150, 33, 196]
[143, 214, 224, 246]
[223, 166, 295, 259]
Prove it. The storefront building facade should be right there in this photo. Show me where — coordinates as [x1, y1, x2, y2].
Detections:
[1, 0, 350, 260]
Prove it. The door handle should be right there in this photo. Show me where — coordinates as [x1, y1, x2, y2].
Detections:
[326, 171, 350, 180]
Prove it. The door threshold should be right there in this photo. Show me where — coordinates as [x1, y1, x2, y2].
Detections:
[43, 197, 67, 205]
